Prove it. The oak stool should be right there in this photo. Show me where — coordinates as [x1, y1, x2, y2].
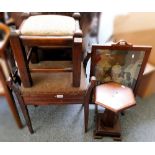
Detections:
[10, 13, 83, 88]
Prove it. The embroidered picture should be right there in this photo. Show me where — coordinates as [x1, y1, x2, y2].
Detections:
[95, 49, 145, 89]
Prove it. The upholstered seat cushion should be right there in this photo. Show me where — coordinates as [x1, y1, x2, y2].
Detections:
[20, 64, 88, 96]
[20, 15, 75, 36]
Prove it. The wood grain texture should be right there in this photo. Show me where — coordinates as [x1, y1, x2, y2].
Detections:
[95, 82, 136, 113]
[0, 23, 22, 129]
[10, 31, 32, 87]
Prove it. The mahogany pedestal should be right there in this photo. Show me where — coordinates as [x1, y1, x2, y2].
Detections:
[93, 82, 136, 141]
[94, 109, 121, 141]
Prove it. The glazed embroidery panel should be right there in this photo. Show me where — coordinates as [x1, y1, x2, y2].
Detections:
[95, 49, 145, 89]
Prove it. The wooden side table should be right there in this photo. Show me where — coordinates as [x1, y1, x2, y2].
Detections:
[94, 82, 136, 140]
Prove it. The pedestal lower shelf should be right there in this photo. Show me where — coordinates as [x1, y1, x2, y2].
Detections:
[94, 113, 121, 141]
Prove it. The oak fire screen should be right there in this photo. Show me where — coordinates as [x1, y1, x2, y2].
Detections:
[90, 41, 152, 94]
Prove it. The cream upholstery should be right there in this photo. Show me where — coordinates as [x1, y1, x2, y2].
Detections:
[20, 15, 76, 36]
[0, 58, 10, 80]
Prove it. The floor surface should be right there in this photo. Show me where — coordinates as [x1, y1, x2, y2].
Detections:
[0, 95, 155, 142]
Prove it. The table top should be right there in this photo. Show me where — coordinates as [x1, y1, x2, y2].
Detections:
[95, 82, 136, 113]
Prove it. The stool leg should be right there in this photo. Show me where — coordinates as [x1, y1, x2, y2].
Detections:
[0, 66, 22, 129]
[14, 90, 34, 134]
[72, 37, 82, 87]
[19, 102, 34, 134]
[10, 34, 32, 87]
[6, 91, 23, 129]
[21, 105, 34, 134]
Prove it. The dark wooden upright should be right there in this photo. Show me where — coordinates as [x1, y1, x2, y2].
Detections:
[0, 23, 22, 129]
[10, 30, 33, 87]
